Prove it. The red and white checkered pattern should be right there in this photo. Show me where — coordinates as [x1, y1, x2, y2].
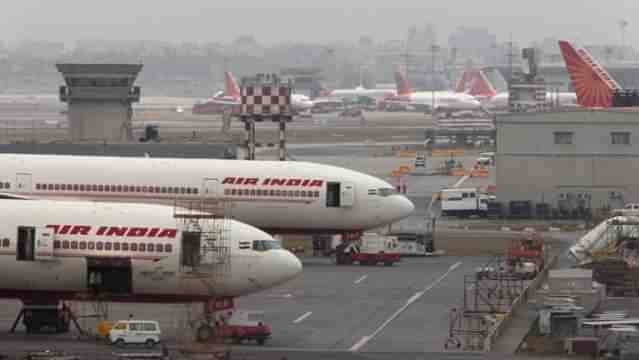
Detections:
[241, 86, 291, 115]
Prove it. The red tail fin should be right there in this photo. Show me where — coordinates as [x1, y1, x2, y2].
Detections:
[469, 70, 497, 98]
[224, 71, 241, 99]
[394, 70, 412, 96]
[455, 71, 476, 93]
[456, 70, 497, 98]
[318, 85, 333, 97]
[558, 40, 622, 107]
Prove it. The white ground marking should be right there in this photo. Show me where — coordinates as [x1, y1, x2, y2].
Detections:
[293, 311, 313, 324]
[349, 261, 462, 352]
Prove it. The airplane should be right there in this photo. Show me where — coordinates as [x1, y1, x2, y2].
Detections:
[558, 40, 624, 108]
[0, 154, 415, 236]
[322, 86, 396, 103]
[192, 71, 242, 115]
[458, 68, 579, 111]
[192, 71, 314, 115]
[0, 198, 302, 338]
[381, 70, 482, 115]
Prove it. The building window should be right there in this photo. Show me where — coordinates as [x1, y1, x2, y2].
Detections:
[554, 131, 574, 145]
[612, 132, 631, 145]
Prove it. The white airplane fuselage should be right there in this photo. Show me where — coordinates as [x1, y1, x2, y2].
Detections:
[483, 92, 579, 110]
[0, 199, 301, 303]
[329, 88, 396, 101]
[0, 155, 414, 234]
[387, 91, 482, 112]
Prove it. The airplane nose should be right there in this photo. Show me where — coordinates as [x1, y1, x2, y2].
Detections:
[254, 250, 302, 288]
[398, 195, 415, 218]
[279, 250, 303, 281]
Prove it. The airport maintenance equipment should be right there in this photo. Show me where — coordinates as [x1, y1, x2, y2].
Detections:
[239, 73, 293, 160]
[11, 302, 81, 335]
[333, 233, 401, 266]
[441, 187, 489, 218]
[214, 310, 271, 345]
[505, 230, 547, 280]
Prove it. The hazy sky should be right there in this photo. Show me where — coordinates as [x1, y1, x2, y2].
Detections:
[1, 0, 637, 46]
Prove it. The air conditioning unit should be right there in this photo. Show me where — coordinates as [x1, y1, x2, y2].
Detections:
[558, 193, 566, 200]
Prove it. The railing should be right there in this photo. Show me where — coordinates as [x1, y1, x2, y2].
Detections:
[482, 250, 560, 352]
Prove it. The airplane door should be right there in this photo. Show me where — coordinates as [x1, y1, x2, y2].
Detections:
[15, 173, 32, 194]
[341, 182, 355, 207]
[35, 227, 54, 261]
[202, 178, 220, 199]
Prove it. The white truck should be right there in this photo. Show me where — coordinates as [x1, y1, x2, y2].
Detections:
[441, 187, 489, 218]
[613, 203, 639, 217]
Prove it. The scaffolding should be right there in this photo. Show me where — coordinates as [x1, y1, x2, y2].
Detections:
[447, 233, 547, 351]
[172, 196, 235, 355]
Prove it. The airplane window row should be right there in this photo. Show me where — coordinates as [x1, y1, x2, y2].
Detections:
[35, 183, 199, 195]
[224, 188, 320, 198]
[0, 182, 10, 189]
[52, 240, 172, 253]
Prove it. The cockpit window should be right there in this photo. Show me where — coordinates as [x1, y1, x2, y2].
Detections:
[252, 240, 282, 251]
[378, 188, 398, 197]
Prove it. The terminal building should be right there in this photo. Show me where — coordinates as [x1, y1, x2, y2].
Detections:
[496, 110, 639, 217]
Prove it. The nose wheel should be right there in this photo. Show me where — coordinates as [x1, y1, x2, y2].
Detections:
[196, 324, 216, 343]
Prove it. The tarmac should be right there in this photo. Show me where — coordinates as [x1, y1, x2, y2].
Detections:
[0, 96, 559, 360]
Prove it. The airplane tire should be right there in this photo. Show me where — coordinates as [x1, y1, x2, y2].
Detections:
[196, 324, 215, 343]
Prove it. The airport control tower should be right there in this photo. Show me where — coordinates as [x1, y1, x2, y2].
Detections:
[57, 64, 142, 142]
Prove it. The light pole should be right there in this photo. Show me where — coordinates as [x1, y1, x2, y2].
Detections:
[619, 20, 629, 60]
[430, 44, 440, 115]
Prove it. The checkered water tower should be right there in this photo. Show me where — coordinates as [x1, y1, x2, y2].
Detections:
[240, 73, 293, 160]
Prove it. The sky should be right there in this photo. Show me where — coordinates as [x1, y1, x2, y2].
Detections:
[1, 0, 637, 47]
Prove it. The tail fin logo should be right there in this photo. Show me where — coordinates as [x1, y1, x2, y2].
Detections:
[558, 40, 622, 107]
[455, 71, 475, 93]
[394, 70, 412, 96]
[224, 71, 241, 99]
[457, 70, 497, 98]
[469, 71, 497, 98]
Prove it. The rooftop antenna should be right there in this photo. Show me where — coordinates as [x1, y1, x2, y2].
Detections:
[506, 34, 515, 86]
